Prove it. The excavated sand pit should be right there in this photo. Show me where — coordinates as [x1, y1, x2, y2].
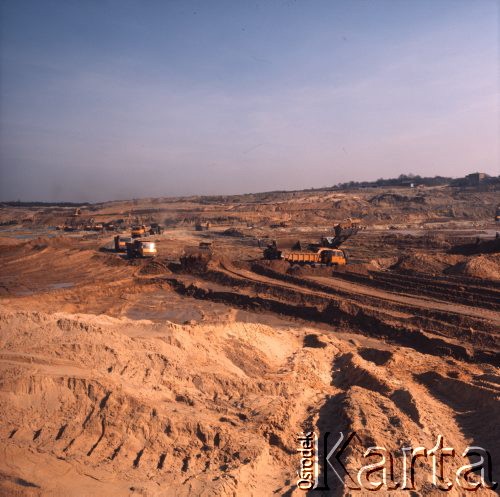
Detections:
[0, 188, 499, 496]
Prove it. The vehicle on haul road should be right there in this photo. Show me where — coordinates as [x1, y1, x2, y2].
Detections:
[282, 247, 347, 266]
[126, 239, 157, 258]
[131, 225, 147, 238]
[114, 235, 133, 252]
[262, 218, 360, 266]
[149, 223, 164, 235]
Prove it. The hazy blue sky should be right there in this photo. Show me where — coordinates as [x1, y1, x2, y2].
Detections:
[0, 0, 498, 201]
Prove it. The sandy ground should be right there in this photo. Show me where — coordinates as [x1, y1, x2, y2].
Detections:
[0, 186, 499, 496]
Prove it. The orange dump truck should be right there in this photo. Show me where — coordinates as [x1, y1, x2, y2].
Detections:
[281, 248, 347, 266]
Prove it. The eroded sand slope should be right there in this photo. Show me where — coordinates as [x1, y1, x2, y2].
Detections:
[1, 306, 498, 496]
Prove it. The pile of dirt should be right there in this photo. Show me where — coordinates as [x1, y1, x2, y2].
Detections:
[138, 258, 172, 275]
[421, 232, 452, 249]
[0, 238, 135, 296]
[259, 259, 289, 273]
[449, 237, 500, 255]
[286, 264, 305, 276]
[92, 253, 127, 267]
[391, 251, 461, 275]
[0, 238, 30, 256]
[369, 192, 426, 205]
[26, 236, 76, 250]
[446, 254, 500, 281]
[368, 257, 399, 270]
[221, 227, 245, 237]
[285, 264, 332, 277]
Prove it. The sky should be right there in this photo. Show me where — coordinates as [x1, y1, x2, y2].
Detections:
[0, 0, 498, 202]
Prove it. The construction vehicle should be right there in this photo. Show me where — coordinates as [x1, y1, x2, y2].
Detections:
[114, 235, 133, 252]
[283, 247, 347, 266]
[263, 240, 282, 260]
[60, 214, 83, 231]
[104, 222, 119, 231]
[264, 241, 347, 266]
[149, 223, 163, 235]
[495, 205, 500, 223]
[263, 219, 359, 266]
[125, 239, 157, 258]
[195, 221, 210, 231]
[320, 219, 361, 248]
[131, 225, 147, 238]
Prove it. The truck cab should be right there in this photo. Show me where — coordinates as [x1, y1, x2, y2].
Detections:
[318, 248, 347, 266]
[131, 225, 147, 238]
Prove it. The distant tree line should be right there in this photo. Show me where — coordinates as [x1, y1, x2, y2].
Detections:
[335, 174, 453, 189]
[1, 201, 90, 207]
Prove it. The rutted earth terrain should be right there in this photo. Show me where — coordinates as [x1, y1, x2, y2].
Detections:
[0, 185, 499, 496]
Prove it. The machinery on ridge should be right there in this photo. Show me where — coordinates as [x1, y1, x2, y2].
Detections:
[263, 219, 362, 266]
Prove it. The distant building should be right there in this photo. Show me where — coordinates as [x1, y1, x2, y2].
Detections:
[465, 172, 488, 186]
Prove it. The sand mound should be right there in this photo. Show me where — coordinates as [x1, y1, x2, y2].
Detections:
[392, 251, 461, 275]
[0, 307, 330, 497]
[260, 259, 289, 273]
[221, 228, 245, 237]
[26, 236, 76, 250]
[369, 192, 426, 206]
[421, 232, 452, 249]
[368, 257, 399, 270]
[138, 259, 172, 275]
[446, 254, 500, 281]
[1, 301, 498, 495]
